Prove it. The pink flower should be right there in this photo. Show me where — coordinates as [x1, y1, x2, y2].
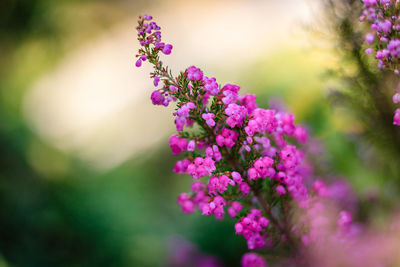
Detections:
[208, 175, 234, 195]
[150, 90, 165, 105]
[393, 93, 400, 104]
[228, 201, 243, 217]
[338, 210, 353, 227]
[169, 135, 188, 155]
[186, 140, 195, 151]
[169, 85, 178, 91]
[187, 66, 203, 81]
[394, 108, 400, 126]
[231, 171, 243, 184]
[276, 185, 286, 195]
[365, 33, 375, 44]
[248, 168, 258, 180]
[277, 112, 295, 135]
[218, 175, 235, 193]
[177, 193, 195, 213]
[293, 126, 308, 144]
[203, 76, 219, 95]
[239, 94, 257, 114]
[153, 76, 160, 86]
[250, 109, 278, 135]
[312, 180, 331, 197]
[225, 103, 247, 128]
[241, 253, 267, 267]
[279, 145, 300, 170]
[202, 113, 216, 127]
[248, 157, 274, 180]
[187, 157, 216, 179]
[235, 222, 244, 234]
[205, 145, 222, 161]
[208, 176, 219, 196]
[174, 102, 196, 131]
[239, 182, 251, 194]
[162, 44, 173, 55]
[215, 128, 238, 148]
[362, 0, 377, 7]
[173, 159, 191, 173]
[202, 196, 227, 220]
[236, 210, 269, 250]
[221, 83, 240, 105]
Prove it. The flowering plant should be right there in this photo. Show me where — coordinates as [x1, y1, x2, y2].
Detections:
[134, 14, 357, 266]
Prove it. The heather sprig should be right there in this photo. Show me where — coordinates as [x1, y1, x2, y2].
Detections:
[360, 0, 400, 125]
[360, 0, 400, 73]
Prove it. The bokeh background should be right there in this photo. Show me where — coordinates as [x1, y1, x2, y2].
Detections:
[1, 0, 399, 266]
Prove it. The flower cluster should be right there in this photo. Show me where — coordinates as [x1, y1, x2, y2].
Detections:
[360, 0, 400, 72]
[135, 14, 318, 266]
[234, 209, 269, 250]
[216, 128, 238, 148]
[187, 157, 216, 179]
[360, 1, 400, 125]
